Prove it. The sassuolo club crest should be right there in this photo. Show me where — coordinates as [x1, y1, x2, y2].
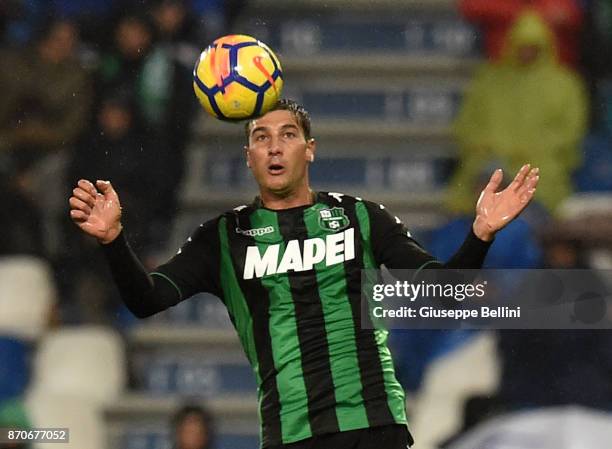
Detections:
[319, 207, 349, 231]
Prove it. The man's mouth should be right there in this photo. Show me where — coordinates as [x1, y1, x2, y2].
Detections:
[268, 163, 285, 175]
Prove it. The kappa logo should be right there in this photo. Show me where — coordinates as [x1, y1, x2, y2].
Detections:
[319, 207, 349, 231]
[235, 226, 275, 237]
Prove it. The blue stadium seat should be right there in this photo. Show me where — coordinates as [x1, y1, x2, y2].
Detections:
[404, 89, 462, 123]
[303, 92, 386, 118]
[200, 154, 454, 192]
[244, 17, 477, 56]
[310, 158, 367, 186]
[574, 133, 612, 192]
[0, 337, 29, 402]
[142, 357, 256, 396]
[147, 293, 233, 327]
[300, 88, 461, 122]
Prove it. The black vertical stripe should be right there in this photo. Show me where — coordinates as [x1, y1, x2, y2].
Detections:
[225, 210, 282, 445]
[340, 200, 395, 426]
[277, 211, 340, 435]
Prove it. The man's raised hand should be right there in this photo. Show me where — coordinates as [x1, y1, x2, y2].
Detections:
[472, 164, 539, 241]
[69, 179, 123, 244]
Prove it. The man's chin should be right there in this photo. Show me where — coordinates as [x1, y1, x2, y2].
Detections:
[264, 182, 292, 198]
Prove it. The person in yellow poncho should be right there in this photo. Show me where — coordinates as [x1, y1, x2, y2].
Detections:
[448, 10, 587, 216]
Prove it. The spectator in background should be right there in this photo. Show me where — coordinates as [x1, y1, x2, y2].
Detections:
[459, 0, 584, 68]
[151, 0, 199, 50]
[61, 91, 164, 324]
[447, 235, 612, 446]
[496, 235, 612, 412]
[0, 19, 89, 158]
[582, 0, 612, 127]
[0, 176, 44, 257]
[69, 91, 163, 254]
[171, 404, 214, 449]
[145, 0, 200, 215]
[573, 1, 612, 191]
[144, 0, 199, 148]
[440, 227, 610, 447]
[448, 11, 587, 217]
[96, 12, 154, 106]
[0, 18, 91, 256]
[97, 9, 193, 251]
[49, 0, 117, 46]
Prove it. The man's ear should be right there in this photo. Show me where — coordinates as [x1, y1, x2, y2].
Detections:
[306, 138, 316, 163]
[245, 146, 251, 168]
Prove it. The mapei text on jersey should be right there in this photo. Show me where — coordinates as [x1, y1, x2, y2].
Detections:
[243, 228, 355, 280]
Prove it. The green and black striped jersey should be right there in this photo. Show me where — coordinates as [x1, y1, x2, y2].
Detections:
[121, 191, 491, 447]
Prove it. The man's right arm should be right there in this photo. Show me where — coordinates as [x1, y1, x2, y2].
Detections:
[101, 231, 179, 318]
[69, 179, 221, 319]
[101, 221, 221, 318]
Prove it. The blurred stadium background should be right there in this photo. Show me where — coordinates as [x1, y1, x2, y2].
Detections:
[1, 0, 612, 448]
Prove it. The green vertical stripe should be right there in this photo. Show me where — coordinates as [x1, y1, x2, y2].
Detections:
[250, 210, 312, 443]
[372, 328, 406, 424]
[355, 202, 380, 319]
[303, 204, 369, 431]
[355, 202, 407, 424]
[218, 217, 261, 385]
[355, 203, 375, 270]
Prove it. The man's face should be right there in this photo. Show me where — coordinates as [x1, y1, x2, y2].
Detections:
[176, 414, 208, 449]
[516, 43, 542, 66]
[42, 22, 77, 64]
[116, 19, 151, 60]
[246, 109, 315, 197]
[154, 2, 186, 36]
[98, 103, 132, 139]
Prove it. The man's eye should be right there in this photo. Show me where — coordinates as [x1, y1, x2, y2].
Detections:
[284, 132, 296, 138]
[255, 134, 267, 141]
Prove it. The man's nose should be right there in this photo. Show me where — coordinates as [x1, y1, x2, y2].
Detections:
[267, 135, 282, 155]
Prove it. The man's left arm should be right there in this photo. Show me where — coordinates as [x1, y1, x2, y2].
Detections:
[368, 164, 539, 270]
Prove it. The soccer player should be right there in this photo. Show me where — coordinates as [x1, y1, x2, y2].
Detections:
[69, 99, 538, 449]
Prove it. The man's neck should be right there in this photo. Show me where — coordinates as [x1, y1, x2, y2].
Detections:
[259, 187, 314, 210]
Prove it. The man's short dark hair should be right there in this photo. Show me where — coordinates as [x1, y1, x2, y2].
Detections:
[244, 99, 312, 143]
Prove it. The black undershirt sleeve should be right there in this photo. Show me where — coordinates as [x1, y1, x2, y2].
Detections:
[101, 218, 221, 318]
[365, 201, 492, 270]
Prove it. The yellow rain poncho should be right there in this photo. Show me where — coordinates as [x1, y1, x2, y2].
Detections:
[448, 11, 587, 215]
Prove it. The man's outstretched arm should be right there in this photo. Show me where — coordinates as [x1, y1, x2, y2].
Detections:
[443, 163, 539, 268]
[69, 179, 178, 317]
[369, 164, 539, 270]
[471, 164, 539, 242]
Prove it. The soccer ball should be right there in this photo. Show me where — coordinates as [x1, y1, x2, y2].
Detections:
[193, 34, 284, 121]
